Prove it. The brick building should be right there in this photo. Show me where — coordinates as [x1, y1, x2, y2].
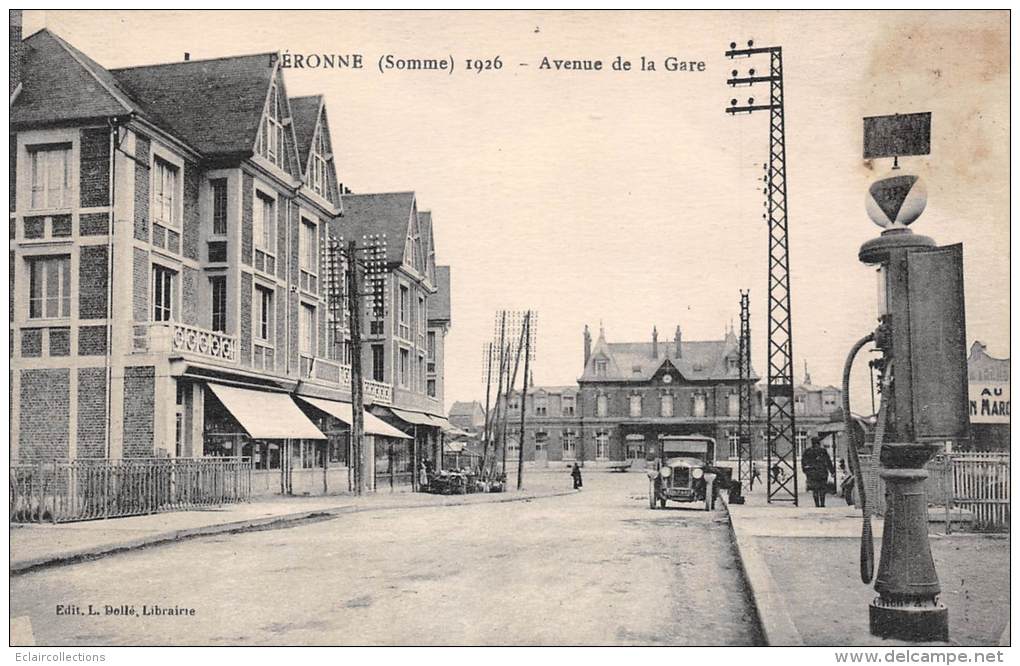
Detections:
[9, 25, 450, 494]
[502, 325, 840, 467]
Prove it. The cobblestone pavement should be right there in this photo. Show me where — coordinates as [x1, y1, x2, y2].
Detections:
[10, 472, 761, 646]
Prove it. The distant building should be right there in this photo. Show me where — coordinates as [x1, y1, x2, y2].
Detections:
[449, 401, 486, 434]
[966, 341, 1009, 451]
[500, 324, 840, 466]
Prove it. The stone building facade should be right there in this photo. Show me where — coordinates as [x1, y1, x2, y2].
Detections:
[503, 325, 841, 466]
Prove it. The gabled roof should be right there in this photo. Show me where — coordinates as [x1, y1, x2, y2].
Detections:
[428, 266, 451, 323]
[12, 29, 135, 127]
[111, 52, 276, 157]
[418, 210, 437, 283]
[449, 401, 484, 417]
[333, 192, 416, 265]
[289, 95, 323, 170]
[579, 329, 758, 383]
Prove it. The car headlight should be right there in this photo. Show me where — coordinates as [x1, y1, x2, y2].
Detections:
[691, 468, 704, 479]
[659, 466, 672, 478]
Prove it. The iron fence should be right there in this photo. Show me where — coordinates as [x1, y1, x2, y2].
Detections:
[10, 457, 253, 523]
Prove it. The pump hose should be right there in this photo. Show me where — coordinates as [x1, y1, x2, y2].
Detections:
[843, 332, 875, 584]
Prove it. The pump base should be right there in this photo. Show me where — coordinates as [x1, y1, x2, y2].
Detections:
[869, 599, 948, 643]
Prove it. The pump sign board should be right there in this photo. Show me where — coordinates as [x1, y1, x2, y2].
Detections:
[968, 382, 1010, 424]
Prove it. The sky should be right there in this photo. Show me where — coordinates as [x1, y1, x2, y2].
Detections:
[24, 10, 1010, 413]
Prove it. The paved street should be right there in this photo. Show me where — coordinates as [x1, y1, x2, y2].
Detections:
[10, 472, 761, 646]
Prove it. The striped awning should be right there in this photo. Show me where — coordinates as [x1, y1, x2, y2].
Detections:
[295, 396, 411, 439]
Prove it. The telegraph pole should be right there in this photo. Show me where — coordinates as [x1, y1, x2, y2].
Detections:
[726, 40, 798, 504]
[516, 311, 533, 490]
[346, 239, 366, 495]
[738, 291, 753, 489]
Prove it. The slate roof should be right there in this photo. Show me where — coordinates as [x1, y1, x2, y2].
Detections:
[449, 401, 483, 417]
[111, 52, 275, 157]
[289, 95, 322, 173]
[579, 329, 758, 383]
[333, 192, 416, 265]
[428, 266, 451, 322]
[13, 29, 278, 160]
[12, 30, 135, 127]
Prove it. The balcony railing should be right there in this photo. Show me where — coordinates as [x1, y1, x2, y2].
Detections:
[135, 322, 239, 364]
[364, 379, 393, 405]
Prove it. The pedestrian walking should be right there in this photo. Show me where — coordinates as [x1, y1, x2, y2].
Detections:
[751, 463, 762, 486]
[802, 436, 834, 507]
[571, 462, 583, 490]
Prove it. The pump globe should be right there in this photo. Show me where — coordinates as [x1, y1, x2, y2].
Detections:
[865, 173, 927, 229]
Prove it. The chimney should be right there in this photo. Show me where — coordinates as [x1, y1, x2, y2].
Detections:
[583, 325, 592, 366]
[674, 326, 682, 358]
[652, 326, 658, 359]
[10, 10, 23, 96]
[184, 52, 191, 61]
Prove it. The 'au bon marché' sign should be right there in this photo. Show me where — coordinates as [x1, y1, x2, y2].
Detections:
[969, 382, 1010, 424]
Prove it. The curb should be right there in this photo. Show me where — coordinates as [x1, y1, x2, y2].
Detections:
[11, 488, 576, 575]
[721, 497, 805, 647]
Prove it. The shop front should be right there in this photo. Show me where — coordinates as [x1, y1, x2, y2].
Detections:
[202, 383, 327, 496]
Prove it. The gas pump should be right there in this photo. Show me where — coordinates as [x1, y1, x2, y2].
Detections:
[843, 113, 969, 643]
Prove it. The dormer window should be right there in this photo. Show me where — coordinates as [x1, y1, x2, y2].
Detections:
[632, 365, 642, 374]
[259, 80, 286, 168]
[310, 124, 330, 197]
[727, 356, 738, 371]
[595, 359, 608, 377]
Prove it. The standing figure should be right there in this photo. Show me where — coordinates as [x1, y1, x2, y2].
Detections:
[571, 463, 583, 490]
[801, 436, 834, 507]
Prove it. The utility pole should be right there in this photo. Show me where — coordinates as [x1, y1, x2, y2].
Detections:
[480, 342, 495, 475]
[726, 39, 798, 504]
[738, 291, 753, 490]
[347, 239, 365, 495]
[516, 311, 533, 490]
[501, 333, 524, 482]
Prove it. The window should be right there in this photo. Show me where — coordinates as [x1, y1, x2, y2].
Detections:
[596, 394, 608, 417]
[300, 303, 315, 356]
[427, 331, 436, 372]
[595, 359, 608, 377]
[629, 394, 642, 417]
[535, 433, 547, 452]
[300, 218, 317, 292]
[535, 396, 547, 416]
[728, 356, 738, 371]
[728, 430, 740, 459]
[398, 285, 410, 339]
[561, 395, 575, 416]
[259, 80, 286, 167]
[210, 179, 228, 235]
[152, 265, 176, 322]
[255, 285, 274, 342]
[210, 276, 227, 332]
[595, 432, 609, 460]
[562, 432, 576, 459]
[28, 255, 70, 319]
[693, 393, 707, 418]
[29, 144, 71, 210]
[399, 347, 410, 388]
[823, 393, 838, 411]
[372, 344, 385, 382]
[795, 429, 809, 456]
[418, 354, 425, 392]
[418, 295, 426, 341]
[254, 191, 275, 254]
[152, 158, 178, 228]
[427, 379, 436, 398]
[626, 439, 645, 460]
[794, 393, 806, 415]
[728, 392, 740, 416]
[661, 394, 674, 417]
[311, 124, 330, 196]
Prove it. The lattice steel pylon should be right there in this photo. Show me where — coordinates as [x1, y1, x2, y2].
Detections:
[726, 40, 798, 504]
[737, 290, 754, 490]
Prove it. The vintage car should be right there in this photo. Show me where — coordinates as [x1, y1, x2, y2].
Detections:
[646, 435, 732, 510]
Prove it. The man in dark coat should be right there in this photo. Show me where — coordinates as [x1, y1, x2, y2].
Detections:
[802, 436, 834, 507]
[571, 463, 583, 490]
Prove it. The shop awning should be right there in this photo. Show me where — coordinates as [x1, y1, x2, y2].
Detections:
[207, 383, 326, 439]
[296, 396, 412, 440]
[387, 406, 440, 427]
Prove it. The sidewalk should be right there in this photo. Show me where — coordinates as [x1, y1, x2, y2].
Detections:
[726, 488, 1010, 647]
[10, 479, 574, 574]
